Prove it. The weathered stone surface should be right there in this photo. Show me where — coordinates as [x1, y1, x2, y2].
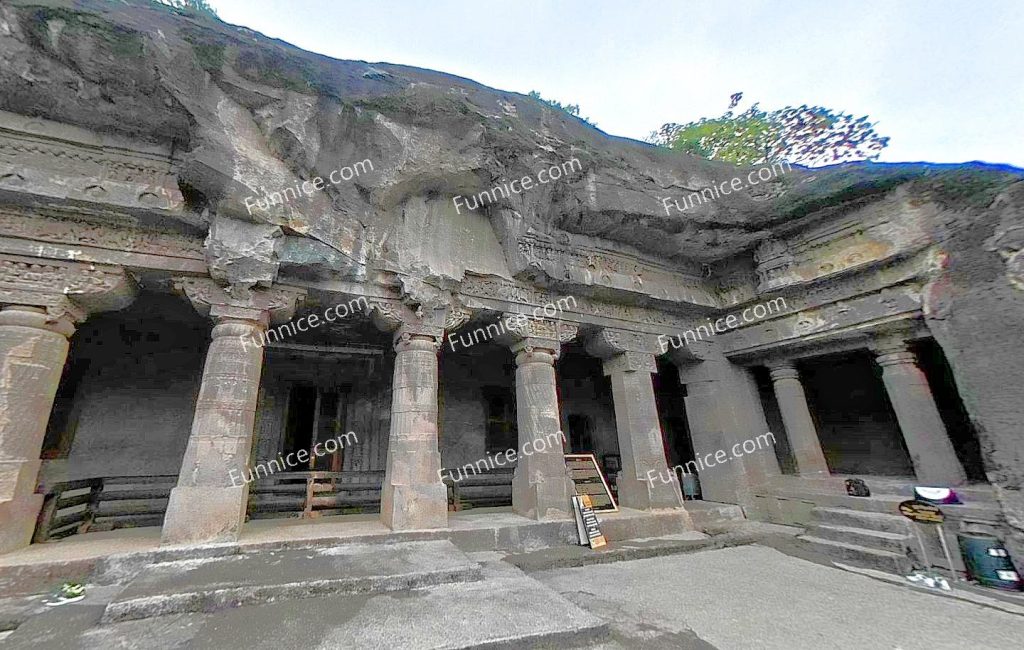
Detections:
[4, 0, 1020, 292]
[1, 0, 1023, 580]
[204, 216, 282, 288]
[0, 307, 74, 553]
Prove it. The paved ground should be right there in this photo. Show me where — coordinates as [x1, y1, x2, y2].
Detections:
[534, 544, 1024, 649]
[3, 540, 1023, 648]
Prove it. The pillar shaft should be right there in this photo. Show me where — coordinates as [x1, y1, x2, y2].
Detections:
[604, 353, 683, 510]
[768, 362, 830, 476]
[0, 307, 75, 553]
[380, 333, 447, 530]
[512, 346, 573, 520]
[161, 319, 266, 545]
[874, 342, 966, 485]
[675, 351, 781, 508]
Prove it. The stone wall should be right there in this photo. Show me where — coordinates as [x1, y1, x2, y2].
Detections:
[52, 294, 207, 481]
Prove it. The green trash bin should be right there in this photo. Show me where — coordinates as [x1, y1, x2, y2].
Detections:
[957, 532, 1023, 591]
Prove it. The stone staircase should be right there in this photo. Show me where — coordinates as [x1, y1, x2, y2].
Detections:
[799, 506, 915, 575]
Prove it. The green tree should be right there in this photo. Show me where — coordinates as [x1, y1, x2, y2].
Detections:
[154, 0, 219, 18]
[528, 91, 597, 128]
[650, 92, 889, 167]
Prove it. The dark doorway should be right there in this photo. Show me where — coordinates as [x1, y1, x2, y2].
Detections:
[652, 359, 695, 471]
[482, 386, 517, 454]
[283, 384, 348, 470]
[753, 367, 797, 474]
[801, 351, 914, 477]
[912, 339, 987, 482]
[567, 413, 595, 454]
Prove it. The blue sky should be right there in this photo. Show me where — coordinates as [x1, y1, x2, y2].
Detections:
[208, 0, 1024, 167]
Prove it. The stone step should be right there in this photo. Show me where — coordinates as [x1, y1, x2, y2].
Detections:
[101, 540, 482, 623]
[811, 507, 912, 534]
[6, 561, 608, 650]
[808, 524, 910, 553]
[684, 501, 745, 531]
[799, 535, 913, 575]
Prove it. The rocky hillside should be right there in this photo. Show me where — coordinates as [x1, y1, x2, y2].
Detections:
[2, 0, 1019, 277]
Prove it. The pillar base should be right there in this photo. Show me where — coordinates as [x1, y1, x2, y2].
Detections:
[161, 485, 248, 546]
[380, 482, 448, 530]
[512, 470, 573, 520]
[0, 494, 44, 554]
[617, 475, 684, 510]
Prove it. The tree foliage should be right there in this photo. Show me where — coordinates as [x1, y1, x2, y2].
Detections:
[528, 91, 597, 128]
[154, 0, 219, 18]
[649, 93, 889, 167]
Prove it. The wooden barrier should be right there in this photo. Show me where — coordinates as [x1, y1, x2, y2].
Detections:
[247, 470, 384, 519]
[33, 475, 176, 542]
[442, 467, 514, 511]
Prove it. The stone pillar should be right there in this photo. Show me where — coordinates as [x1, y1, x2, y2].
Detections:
[162, 279, 303, 545]
[371, 303, 465, 530]
[0, 256, 135, 554]
[767, 361, 830, 476]
[0, 307, 76, 553]
[873, 339, 967, 486]
[379, 328, 447, 529]
[498, 316, 577, 520]
[586, 329, 683, 510]
[670, 341, 781, 510]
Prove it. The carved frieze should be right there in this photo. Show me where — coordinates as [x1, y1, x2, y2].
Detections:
[458, 274, 690, 330]
[749, 191, 935, 294]
[754, 238, 799, 293]
[719, 282, 925, 358]
[0, 110, 182, 213]
[0, 208, 203, 259]
[511, 232, 718, 306]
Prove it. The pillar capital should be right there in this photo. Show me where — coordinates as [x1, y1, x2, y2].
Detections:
[175, 277, 304, 326]
[498, 315, 577, 359]
[0, 254, 136, 325]
[369, 300, 468, 349]
[602, 351, 657, 375]
[0, 305, 76, 339]
[871, 339, 918, 368]
[767, 360, 800, 382]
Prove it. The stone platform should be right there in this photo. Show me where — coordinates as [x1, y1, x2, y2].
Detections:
[102, 540, 482, 623]
[0, 506, 699, 598]
[1, 552, 610, 649]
